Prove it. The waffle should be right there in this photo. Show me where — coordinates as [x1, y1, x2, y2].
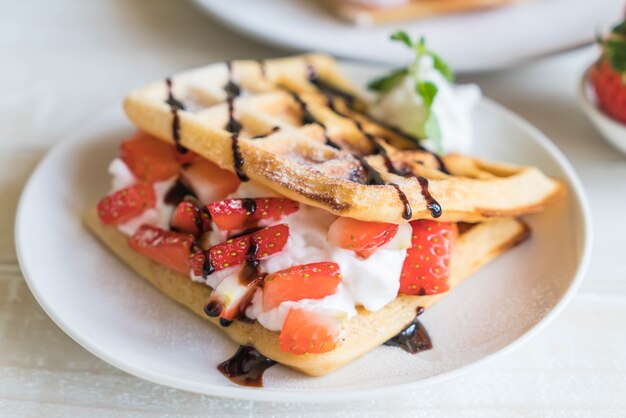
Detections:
[123, 54, 563, 225]
[84, 208, 529, 376]
[324, 0, 519, 25]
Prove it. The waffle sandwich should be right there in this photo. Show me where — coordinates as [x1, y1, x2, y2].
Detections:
[85, 54, 562, 380]
[325, 0, 518, 25]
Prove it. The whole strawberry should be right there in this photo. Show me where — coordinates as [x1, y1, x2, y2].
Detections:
[590, 20, 626, 124]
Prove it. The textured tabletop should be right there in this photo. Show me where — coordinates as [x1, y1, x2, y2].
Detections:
[1, 0, 625, 416]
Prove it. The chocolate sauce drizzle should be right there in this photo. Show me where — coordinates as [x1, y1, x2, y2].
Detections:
[165, 78, 187, 153]
[417, 176, 442, 218]
[203, 233, 264, 328]
[252, 126, 280, 139]
[224, 62, 248, 182]
[290, 91, 341, 150]
[384, 307, 433, 354]
[164, 179, 196, 206]
[218, 345, 277, 387]
[305, 64, 452, 219]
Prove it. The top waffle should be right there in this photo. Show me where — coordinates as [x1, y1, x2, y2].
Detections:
[123, 54, 562, 224]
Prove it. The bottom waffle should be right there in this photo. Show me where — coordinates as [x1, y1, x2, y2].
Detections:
[84, 207, 529, 376]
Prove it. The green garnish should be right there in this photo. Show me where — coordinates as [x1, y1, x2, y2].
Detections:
[367, 31, 454, 153]
[599, 19, 626, 75]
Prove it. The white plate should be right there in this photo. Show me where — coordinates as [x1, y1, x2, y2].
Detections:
[16, 62, 591, 402]
[193, 0, 622, 72]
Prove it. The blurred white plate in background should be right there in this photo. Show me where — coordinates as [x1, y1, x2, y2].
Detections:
[193, 0, 623, 72]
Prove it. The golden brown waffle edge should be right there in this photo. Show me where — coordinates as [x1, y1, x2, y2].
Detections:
[123, 53, 563, 224]
[84, 207, 529, 376]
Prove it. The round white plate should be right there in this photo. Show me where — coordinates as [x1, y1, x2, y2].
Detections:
[193, 0, 623, 72]
[16, 63, 591, 402]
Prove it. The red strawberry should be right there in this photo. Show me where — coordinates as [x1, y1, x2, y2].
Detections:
[398, 219, 457, 296]
[327, 217, 398, 258]
[189, 224, 289, 276]
[170, 201, 211, 236]
[128, 225, 194, 274]
[97, 182, 156, 225]
[590, 20, 626, 123]
[120, 131, 181, 182]
[279, 309, 342, 354]
[208, 198, 300, 231]
[175, 149, 198, 165]
[263, 262, 342, 310]
[180, 159, 240, 204]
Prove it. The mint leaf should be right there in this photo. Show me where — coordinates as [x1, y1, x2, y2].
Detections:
[416, 81, 438, 107]
[605, 39, 626, 73]
[424, 113, 443, 153]
[430, 51, 455, 82]
[390, 30, 413, 48]
[367, 68, 408, 93]
[613, 20, 626, 36]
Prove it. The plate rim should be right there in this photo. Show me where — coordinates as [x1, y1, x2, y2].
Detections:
[191, 0, 596, 72]
[15, 93, 592, 403]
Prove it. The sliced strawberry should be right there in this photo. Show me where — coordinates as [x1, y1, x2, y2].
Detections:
[120, 131, 180, 182]
[180, 159, 239, 204]
[208, 198, 300, 231]
[97, 182, 156, 225]
[189, 224, 289, 276]
[204, 274, 261, 325]
[170, 201, 211, 236]
[399, 220, 458, 296]
[327, 217, 398, 258]
[128, 225, 194, 274]
[279, 309, 342, 355]
[263, 262, 342, 310]
[175, 149, 198, 165]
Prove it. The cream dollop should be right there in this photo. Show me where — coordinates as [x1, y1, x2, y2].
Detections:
[370, 54, 481, 154]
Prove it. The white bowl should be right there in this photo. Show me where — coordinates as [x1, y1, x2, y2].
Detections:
[579, 67, 626, 154]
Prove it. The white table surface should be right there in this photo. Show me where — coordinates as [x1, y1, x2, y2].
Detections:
[2, 0, 625, 416]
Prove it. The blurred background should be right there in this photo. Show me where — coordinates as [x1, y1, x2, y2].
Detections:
[2, 1, 626, 416]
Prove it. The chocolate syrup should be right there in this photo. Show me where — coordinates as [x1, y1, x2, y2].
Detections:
[290, 91, 342, 151]
[224, 62, 248, 182]
[165, 77, 187, 153]
[218, 345, 276, 387]
[202, 255, 215, 277]
[384, 307, 432, 354]
[307, 64, 356, 108]
[390, 183, 412, 220]
[252, 126, 280, 139]
[417, 176, 442, 218]
[242, 198, 257, 215]
[353, 120, 405, 177]
[164, 180, 196, 206]
[353, 154, 385, 186]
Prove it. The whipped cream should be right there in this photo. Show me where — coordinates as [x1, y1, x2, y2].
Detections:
[108, 158, 176, 236]
[370, 54, 481, 154]
[110, 157, 413, 332]
[190, 182, 412, 332]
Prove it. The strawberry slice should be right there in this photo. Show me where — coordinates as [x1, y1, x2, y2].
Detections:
[175, 149, 198, 165]
[398, 220, 458, 296]
[97, 182, 156, 225]
[120, 131, 180, 182]
[189, 224, 289, 276]
[327, 217, 398, 258]
[128, 225, 194, 274]
[279, 309, 342, 355]
[180, 159, 240, 204]
[170, 201, 211, 236]
[204, 274, 262, 325]
[263, 262, 342, 310]
[208, 198, 300, 231]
